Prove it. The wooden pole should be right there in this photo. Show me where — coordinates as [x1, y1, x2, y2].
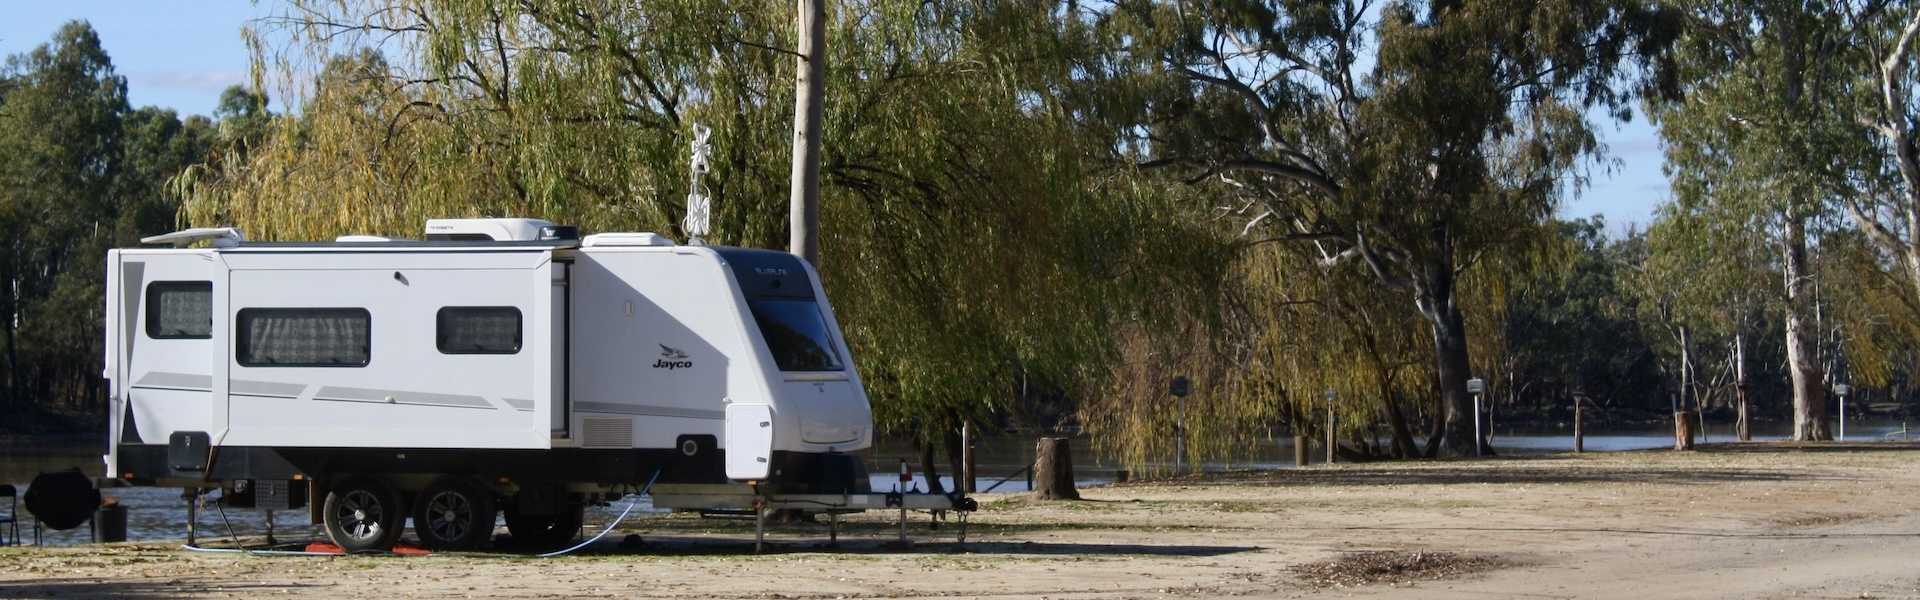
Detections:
[1032, 437, 1079, 500]
[1573, 394, 1584, 453]
[1294, 433, 1308, 467]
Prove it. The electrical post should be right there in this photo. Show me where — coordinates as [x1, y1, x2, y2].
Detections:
[1171, 376, 1190, 475]
[1467, 378, 1486, 457]
[1836, 383, 1850, 442]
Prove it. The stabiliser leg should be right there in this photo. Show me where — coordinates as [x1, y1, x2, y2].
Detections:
[754, 497, 768, 554]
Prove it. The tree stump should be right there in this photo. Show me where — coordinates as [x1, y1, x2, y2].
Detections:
[1673, 411, 1696, 451]
[1032, 437, 1079, 500]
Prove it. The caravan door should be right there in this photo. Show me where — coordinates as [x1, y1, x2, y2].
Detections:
[115, 250, 227, 449]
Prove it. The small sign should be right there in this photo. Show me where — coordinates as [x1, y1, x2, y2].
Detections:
[1834, 384, 1850, 396]
[1325, 388, 1337, 402]
[1170, 376, 1190, 398]
[1466, 378, 1485, 394]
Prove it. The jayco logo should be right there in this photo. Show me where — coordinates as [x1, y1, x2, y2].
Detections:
[653, 344, 693, 370]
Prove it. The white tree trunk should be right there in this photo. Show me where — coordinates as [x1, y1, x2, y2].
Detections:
[1783, 216, 1830, 441]
[788, 0, 825, 266]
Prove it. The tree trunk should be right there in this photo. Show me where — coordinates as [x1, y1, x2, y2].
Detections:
[1378, 381, 1419, 458]
[1032, 437, 1078, 500]
[1735, 332, 1752, 441]
[1425, 300, 1483, 456]
[787, 0, 825, 266]
[1674, 411, 1696, 451]
[2, 258, 18, 407]
[919, 440, 945, 495]
[1782, 217, 1831, 441]
[1422, 382, 1444, 458]
[942, 424, 966, 495]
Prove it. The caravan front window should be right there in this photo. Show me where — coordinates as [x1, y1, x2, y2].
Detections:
[748, 299, 843, 372]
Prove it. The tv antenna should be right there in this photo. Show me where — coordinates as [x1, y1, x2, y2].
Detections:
[682, 124, 714, 245]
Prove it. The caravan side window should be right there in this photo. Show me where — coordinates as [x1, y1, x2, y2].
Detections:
[236, 308, 371, 367]
[146, 282, 213, 339]
[436, 307, 522, 354]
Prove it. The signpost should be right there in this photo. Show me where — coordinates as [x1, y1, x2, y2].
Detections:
[1325, 389, 1337, 465]
[1835, 383, 1851, 442]
[1467, 377, 1486, 457]
[1171, 376, 1190, 475]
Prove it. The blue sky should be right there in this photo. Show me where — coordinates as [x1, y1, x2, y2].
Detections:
[0, 2, 1671, 231]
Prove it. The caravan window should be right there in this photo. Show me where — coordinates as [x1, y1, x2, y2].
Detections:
[748, 299, 843, 372]
[437, 307, 522, 354]
[146, 281, 212, 339]
[236, 308, 371, 367]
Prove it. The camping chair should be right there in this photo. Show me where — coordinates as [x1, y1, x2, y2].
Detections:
[0, 484, 17, 546]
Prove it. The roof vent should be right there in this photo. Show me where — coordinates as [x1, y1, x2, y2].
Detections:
[582, 233, 676, 248]
[424, 218, 555, 242]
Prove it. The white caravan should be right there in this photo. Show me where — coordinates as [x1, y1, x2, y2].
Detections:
[102, 219, 890, 551]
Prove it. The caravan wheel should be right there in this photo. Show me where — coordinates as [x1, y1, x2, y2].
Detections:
[322, 477, 404, 552]
[412, 477, 497, 551]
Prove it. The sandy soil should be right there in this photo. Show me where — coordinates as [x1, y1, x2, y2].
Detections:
[5, 443, 1920, 599]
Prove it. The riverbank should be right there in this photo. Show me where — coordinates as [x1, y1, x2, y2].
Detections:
[4, 442, 1920, 599]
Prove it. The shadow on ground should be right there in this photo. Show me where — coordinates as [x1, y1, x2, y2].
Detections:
[0, 578, 323, 599]
[550, 534, 1259, 558]
[1110, 443, 1920, 489]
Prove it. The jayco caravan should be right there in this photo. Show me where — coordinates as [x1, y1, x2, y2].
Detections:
[102, 218, 910, 551]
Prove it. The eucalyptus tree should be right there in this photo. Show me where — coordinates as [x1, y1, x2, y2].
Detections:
[1651, 0, 1870, 440]
[1641, 193, 1775, 438]
[1089, 0, 1678, 455]
[1843, 3, 1920, 314]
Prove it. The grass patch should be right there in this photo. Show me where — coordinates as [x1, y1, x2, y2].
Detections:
[1292, 550, 1507, 588]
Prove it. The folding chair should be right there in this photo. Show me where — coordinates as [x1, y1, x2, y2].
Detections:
[0, 484, 18, 546]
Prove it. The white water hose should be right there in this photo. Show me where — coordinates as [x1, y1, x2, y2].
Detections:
[539, 468, 663, 558]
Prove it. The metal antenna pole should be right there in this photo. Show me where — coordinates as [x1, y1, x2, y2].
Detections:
[681, 125, 713, 245]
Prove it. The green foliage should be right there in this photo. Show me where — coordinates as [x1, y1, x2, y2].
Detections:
[1077, 0, 1678, 457]
[0, 21, 222, 422]
[174, 1, 1218, 442]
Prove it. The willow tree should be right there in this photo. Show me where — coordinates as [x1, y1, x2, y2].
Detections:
[1083, 236, 1435, 471]
[175, 2, 1199, 450]
[1089, 0, 1678, 455]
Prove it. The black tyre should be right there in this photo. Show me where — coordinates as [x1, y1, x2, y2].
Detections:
[503, 502, 583, 550]
[412, 476, 498, 551]
[322, 476, 405, 552]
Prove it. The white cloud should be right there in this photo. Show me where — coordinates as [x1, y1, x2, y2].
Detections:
[125, 69, 246, 93]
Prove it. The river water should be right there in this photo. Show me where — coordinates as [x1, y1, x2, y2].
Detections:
[4, 418, 1910, 546]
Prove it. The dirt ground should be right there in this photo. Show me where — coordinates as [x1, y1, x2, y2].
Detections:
[6, 443, 1920, 599]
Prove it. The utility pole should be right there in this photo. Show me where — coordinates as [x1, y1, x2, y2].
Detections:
[789, 0, 825, 266]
